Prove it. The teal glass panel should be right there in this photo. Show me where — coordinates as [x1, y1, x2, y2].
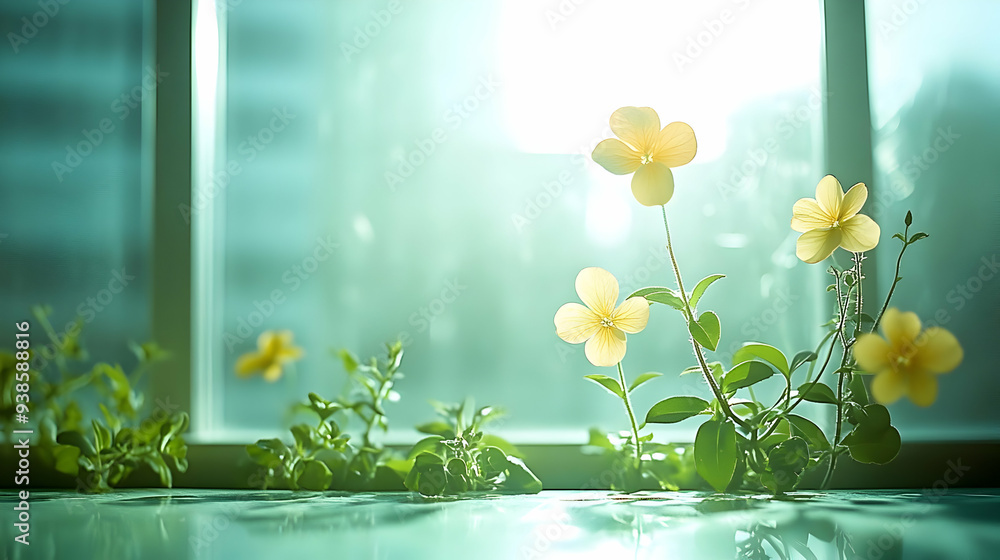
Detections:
[866, 0, 1000, 439]
[212, 0, 828, 441]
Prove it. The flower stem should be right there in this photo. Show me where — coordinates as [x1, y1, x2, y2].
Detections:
[617, 362, 642, 468]
[872, 224, 910, 333]
[661, 205, 748, 430]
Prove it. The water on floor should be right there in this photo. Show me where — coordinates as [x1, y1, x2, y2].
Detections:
[2, 489, 999, 559]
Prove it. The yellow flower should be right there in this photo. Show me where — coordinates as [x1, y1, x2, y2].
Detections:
[791, 175, 881, 263]
[591, 107, 697, 207]
[852, 308, 963, 406]
[554, 267, 650, 367]
[235, 330, 304, 382]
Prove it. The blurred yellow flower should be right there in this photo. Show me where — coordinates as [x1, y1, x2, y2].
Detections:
[554, 267, 649, 367]
[591, 107, 697, 207]
[235, 330, 304, 382]
[853, 308, 963, 406]
[791, 175, 881, 264]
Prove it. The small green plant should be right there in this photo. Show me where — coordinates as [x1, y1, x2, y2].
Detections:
[404, 400, 542, 496]
[1, 306, 188, 493]
[246, 341, 405, 490]
[582, 428, 698, 491]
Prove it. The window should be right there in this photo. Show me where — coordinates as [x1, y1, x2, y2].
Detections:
[191, 0, 830, 443]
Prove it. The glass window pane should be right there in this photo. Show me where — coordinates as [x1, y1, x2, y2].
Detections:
[0, 1, 150, 370]
[866, 0, 1000, 439]
[205, 0, 826, 442]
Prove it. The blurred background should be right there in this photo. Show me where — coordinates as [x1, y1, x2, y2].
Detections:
[1, 0, 998, 445]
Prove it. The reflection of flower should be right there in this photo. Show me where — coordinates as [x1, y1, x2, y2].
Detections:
[236, 330, 304, 382]
[554, 267, 649, 367]
[591, 107, 697, 207]
[791, 175, 881, 263]
[853, 308, 963, 406]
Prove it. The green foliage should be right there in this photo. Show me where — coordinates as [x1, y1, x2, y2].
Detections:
[625, 211, 925, 495]
[583, 428, 698, 491]
[404, 399, 541, 496]
[0, 306, 187, 493]
[246, 341, 404, 490]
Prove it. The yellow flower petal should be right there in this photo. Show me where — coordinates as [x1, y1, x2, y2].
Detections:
[257, 331, 277, 352]
[576, 267, 619, 317]
[853, 333, 892, 374]
[592, 138, 642, 175]
[795, 227, 842, 264]
[280, 345, 304, 361]
[630, 162, 675, 206]
[871, 369, 906, 405]
[555, 302, 602, 344]
[839, 214, 880, 252]
[263, 363, 284, 382]
[609, 106, 660, 152]
[914, 327, 963, 373]
[791, 198, 833, 232]
[611, 297, 650, 334]
[585, 327, 626, 367]
[907, 371, 938, 406]
[652, 122, 697, 167]
[840, 183, 868, 220]
[815, 175, 843, 218]
[235, 353, 267, 376]
[880, 308, 921, 347]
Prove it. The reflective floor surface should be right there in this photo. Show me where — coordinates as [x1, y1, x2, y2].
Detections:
[2, 489, 999, 559]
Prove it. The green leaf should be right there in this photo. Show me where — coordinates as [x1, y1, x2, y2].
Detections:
[404, 452, 447, 496]
[502, 457, 543, 494]
[644, 291, 685, 309]
[290, 424, 314, 452]
[583, 374, 625, 399]
[415, 421, 455, 438]
[761, 469, 800, 494]
[145, 454, 172, 488]
[796, 382, 839, 404]
[307, 392, 343, 420]
[297, 459, 333, 491]
[721, 361, 774, 393]
[407, 436, 445, 460]
[904, 210, 913, 226]
[336, 349, 359, 373]
[848, 373, 869, 406]
[479, 434, 523, 458]
[250, 438, 290, 465]
[843, 425, 901, 465]
[689, 274, 725, 310]
[53, 445, 81, 476]
[689, 311, 721, 351]
[848, 404, 891, 431]
[92, 420, 112, 452]
[732, 343, 789, 377]
[789, 351, 818, 374]
[767, 436, 810, 473]
[479, 446, 510, 478]
[908, 232, 929, 244]
[786, 414, 830, 452]
[628, 372, 662, 393]
[694, 419, 738, 492]
[626, 286, 678, 301]
[645, 396, 710, 424]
